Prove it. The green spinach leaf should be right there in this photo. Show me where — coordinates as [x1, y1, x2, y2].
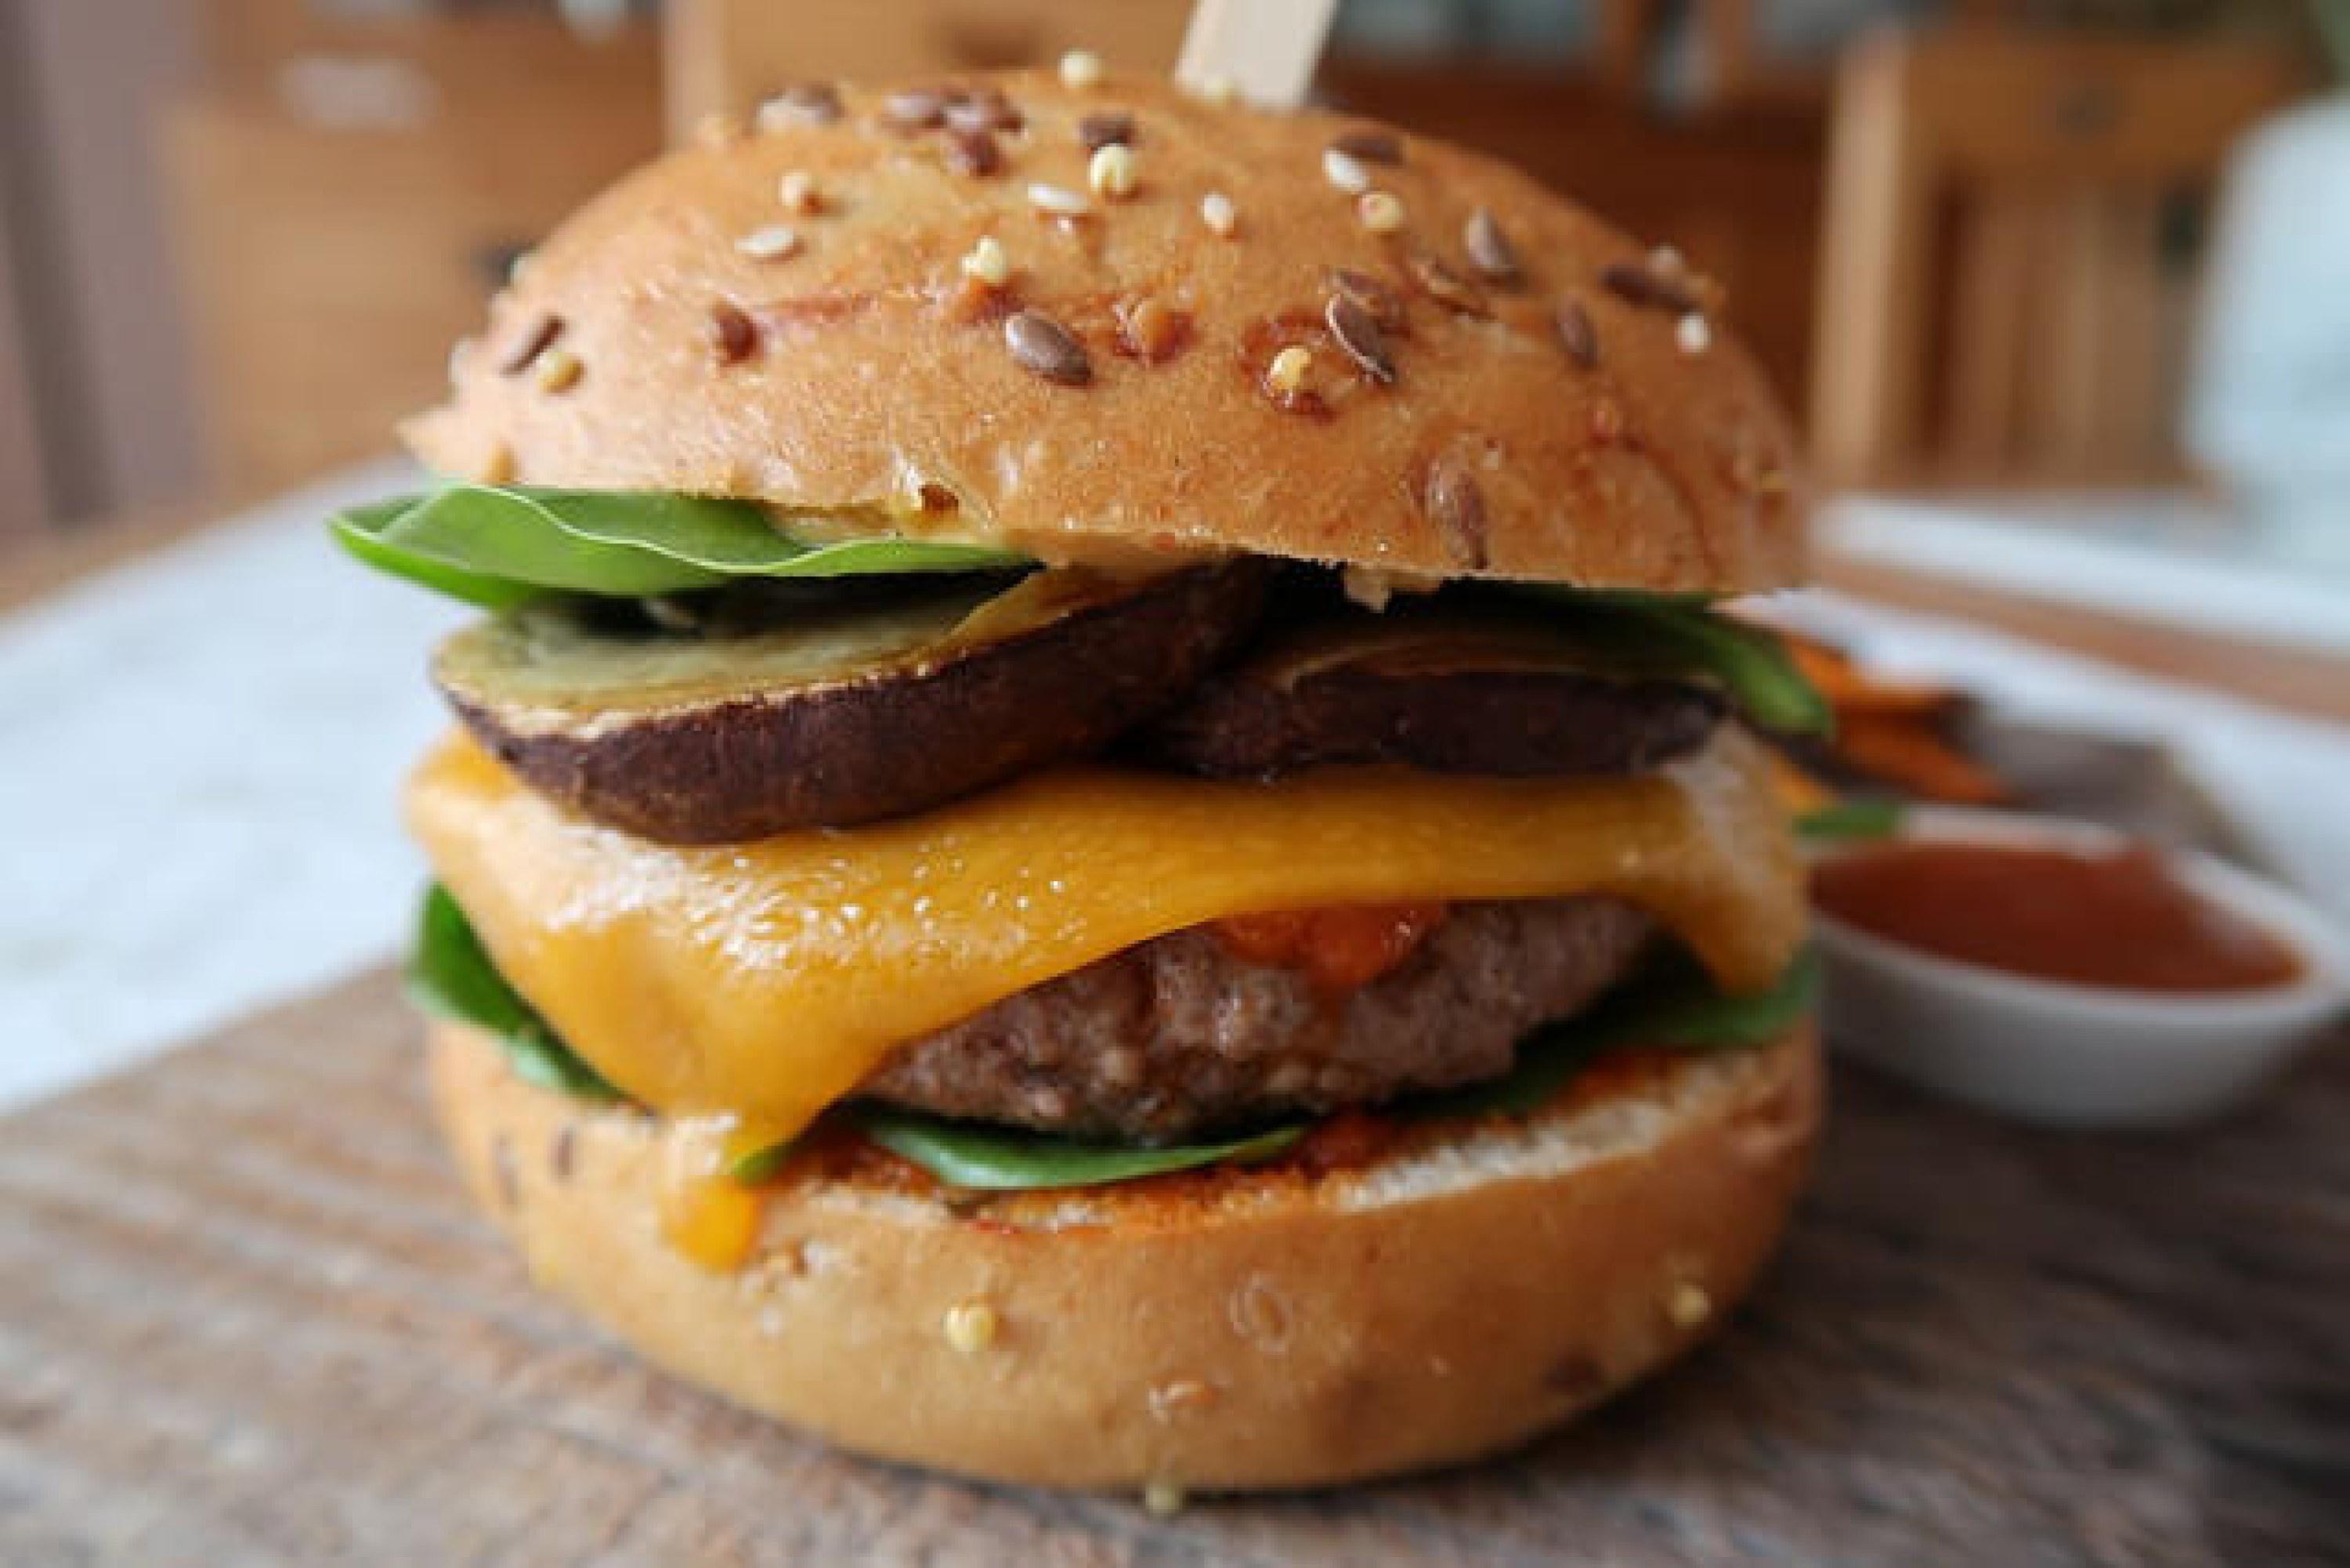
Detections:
[852, 1110, 1306, 1192]
[332, 485, 1029, 605]
[407, 885, 622, 1101]
[1617, 605, 1830, 735]
[1796, 798, 1905, 843]
[332, 497, 540, 610]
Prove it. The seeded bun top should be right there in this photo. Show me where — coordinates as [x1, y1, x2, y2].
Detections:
[403, 69, 1806, 591]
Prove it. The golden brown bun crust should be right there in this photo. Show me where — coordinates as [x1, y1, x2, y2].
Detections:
[405, 71, 1805, 591]
[429, 1015, 1820, 1492]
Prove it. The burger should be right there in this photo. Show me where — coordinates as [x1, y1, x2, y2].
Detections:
[337, 64, 1824, 1497]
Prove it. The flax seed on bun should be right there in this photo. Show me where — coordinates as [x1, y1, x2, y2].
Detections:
[405, 71, 1803, 592]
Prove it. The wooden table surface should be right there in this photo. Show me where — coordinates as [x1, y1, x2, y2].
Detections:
[4, 970, 2343, 1567]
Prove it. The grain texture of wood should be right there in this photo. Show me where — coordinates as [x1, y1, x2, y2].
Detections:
[2, 970, 2344, 1566]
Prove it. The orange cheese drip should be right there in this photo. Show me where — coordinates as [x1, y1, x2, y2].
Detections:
[407, 730, 1802, 1147]
[655, 1117, 768, 1271]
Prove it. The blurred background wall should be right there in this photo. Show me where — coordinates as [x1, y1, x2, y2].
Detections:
[0, 0, 206, 529]
[0, 0, 2333, 545]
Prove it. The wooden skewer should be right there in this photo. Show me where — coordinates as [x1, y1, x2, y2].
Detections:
[1176, 0, 1341, 109]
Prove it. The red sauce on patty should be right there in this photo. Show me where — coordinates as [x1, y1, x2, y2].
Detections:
[1211, 902, 1450, 998]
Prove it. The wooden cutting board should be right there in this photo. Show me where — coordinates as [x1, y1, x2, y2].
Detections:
[3, 970, 2344, 1566]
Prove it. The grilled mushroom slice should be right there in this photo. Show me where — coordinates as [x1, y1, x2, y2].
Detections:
[1133, 612, 1725, 779]
[436, 562, 1269, 841]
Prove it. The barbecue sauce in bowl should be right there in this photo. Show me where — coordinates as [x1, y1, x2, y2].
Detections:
[1813, 842, 2303, 994]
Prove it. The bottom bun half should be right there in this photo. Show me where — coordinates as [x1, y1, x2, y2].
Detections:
[428, 1016, 1820, 1493]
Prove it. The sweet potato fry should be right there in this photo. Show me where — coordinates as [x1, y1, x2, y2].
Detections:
[1835, 714, 2013, 805]
[1786, 638, 1964, 721]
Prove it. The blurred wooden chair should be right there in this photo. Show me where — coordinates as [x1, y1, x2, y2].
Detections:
[164, 11, 659, 496]
[665, 0, 1197, 143]
[1810, 27, 2307, 490]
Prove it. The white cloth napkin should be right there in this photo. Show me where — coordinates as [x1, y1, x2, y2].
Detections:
[0, 459, 463, 1111]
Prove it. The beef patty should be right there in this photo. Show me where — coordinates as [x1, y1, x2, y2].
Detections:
[859, 896, 1652, 1141]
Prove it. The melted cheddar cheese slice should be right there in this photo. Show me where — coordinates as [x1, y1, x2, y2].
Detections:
[408, 729, 1804, 1144]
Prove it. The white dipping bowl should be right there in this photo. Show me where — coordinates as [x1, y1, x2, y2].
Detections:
[1812, 807, 2348, 1129]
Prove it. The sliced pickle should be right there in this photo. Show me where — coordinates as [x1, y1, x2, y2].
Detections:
[435, 563, 1269, 841]
[1133, 611, 1725, 779]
